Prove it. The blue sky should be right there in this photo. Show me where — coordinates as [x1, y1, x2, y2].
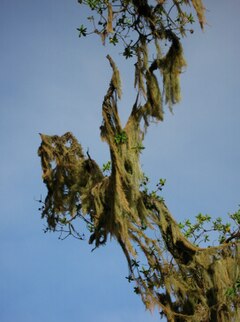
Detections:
[0, 1, 240, 321]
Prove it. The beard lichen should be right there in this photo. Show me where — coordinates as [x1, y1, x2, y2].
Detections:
[38, 41, 239, 322]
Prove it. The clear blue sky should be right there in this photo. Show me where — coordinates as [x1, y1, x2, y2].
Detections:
[0, 1, 240, 322]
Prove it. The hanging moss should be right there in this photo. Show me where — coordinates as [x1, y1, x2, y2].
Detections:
[160, 37, 187, 111]
[39, 7, 240, 317]
[192, 0, 206, 29]
[106, 3, 114, 34]
[145, 69, 163, 120]
[134, 44, 147, 98]
[38, 132, 104, 227]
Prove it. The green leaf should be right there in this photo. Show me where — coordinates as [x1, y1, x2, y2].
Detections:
[102, 161, 111, 173]
[77, 24, 87, 37]
[178, 222, 185, 229]
[225, 287, 236, 298]
[114, 131, 127, 144]
[109, 34, 118, 46]
[134, 286, 140, 294]
[188, 13, 195, 24]
[86, 0, 100, 10]
[123, 46, 134, 59]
